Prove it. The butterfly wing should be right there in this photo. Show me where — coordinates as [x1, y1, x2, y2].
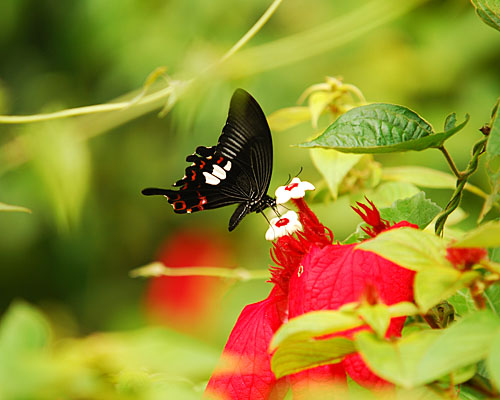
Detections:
[217, 89, 273, 199]
[142, 89, 273, 230]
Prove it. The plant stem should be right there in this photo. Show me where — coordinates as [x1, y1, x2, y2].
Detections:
[438, 145, 461, 178]
[130, 262, 270, 281]
[216, 0, 283, 66]
[435, 137, 488, 236]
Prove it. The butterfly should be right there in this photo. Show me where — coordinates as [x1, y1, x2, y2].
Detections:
[142, 89, 276, 231]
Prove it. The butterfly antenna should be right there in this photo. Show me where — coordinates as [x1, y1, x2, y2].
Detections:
[295, 166, 303, 178]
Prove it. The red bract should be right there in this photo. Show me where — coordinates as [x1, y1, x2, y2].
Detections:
[205, 199, 417, 400]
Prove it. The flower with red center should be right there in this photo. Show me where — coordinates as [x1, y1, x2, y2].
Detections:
[275, 177, 315, 205]
[265, 211, 303, 241]
[205, 193, 418, 399]
[446, 246, 488, 269]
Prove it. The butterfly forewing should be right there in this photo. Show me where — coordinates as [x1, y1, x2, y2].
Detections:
[142, 89, 274, 230]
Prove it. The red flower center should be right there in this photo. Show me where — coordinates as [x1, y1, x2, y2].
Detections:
[285, 182, 299, 191]
[275, 218, 290, 227]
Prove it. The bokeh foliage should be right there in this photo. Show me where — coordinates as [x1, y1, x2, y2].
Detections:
[0, 0, 500, 398]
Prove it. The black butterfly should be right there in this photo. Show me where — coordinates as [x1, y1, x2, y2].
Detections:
[142, 89, 276, 231]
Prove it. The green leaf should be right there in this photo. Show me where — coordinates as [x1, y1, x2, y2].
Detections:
[452, 220, 500, 248]
[439, 364, 477, 386]
[368, 181, 421, 208]
[485, 284, 500, 315]
[271, 337, 355, 378]
[0, 202, 31, 213]
[481, 97, 500, 221]
[444, 112, 457, 131]
[487, 331, 500, 390]
[417, 311, 500, 383]
[379, 191, 442, 229]
[471, 0, 500, 32]
[300, 103, 469, 153]
[357, 304, 391, 338]
[270, 311, 362, 350]
[0, 301, 51, 355]
[415, 268, 480, 312]
[357, 227, 449, 272]
[381, 166, 487, 199]
[486, 97, 500, 158]
[310, 148, 362, 198]
[448, 289, 478, 317]
[354, 329, 442, 388]
[356, 311, 500, 388]
[267, 106, 311, 131]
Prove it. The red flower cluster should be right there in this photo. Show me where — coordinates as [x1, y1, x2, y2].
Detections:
[205, 198, 417, 399]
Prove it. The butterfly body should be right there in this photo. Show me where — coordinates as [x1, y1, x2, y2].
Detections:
[142, 89, 275, 231]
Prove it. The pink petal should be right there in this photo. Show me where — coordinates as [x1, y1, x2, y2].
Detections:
[205, 287, 288, 400]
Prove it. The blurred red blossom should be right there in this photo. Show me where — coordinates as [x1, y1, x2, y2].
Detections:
[205, 196, 417, 400]
[145, 228, 234, 336]
[446, 246, 488, 268]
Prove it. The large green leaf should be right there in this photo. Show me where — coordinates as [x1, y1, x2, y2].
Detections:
[271, 337, 355, 378]
[452, 220, 500, 248]
[417, 311, 500, 382]
[357, 227, 449, 271]
[471, 0, 500, 32]
[300, 104, 468, 153]
[379, 191, 442, 229]
[355, 330, 442, 388]
[356, 311, 500, 388]
[415, 268, 480, 312]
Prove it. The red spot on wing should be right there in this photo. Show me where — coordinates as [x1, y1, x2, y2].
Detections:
[173, 201, 186, 211]
[216, 157, 224, 164]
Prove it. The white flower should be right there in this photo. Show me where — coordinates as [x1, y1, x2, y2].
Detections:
[265, 211, 303, 241]
[274, 177, 315, 205]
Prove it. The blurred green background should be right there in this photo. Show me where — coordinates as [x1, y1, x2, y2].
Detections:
[0, 0, 499, 397]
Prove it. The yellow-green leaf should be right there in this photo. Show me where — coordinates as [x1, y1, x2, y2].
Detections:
[270, 310, 362, 350]
[452, 220, 500, 248]
[310, 148, 362, 199]
[357, 227, 449, 272]
[267, 106, 311, 132]
[415, 269, 480, 312]
[271, 337, 355, 379]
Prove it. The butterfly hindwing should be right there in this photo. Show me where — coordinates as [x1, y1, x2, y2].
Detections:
[142, 89, 274, 230]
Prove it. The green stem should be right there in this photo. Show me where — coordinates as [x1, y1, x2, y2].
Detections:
[216, 0, 283, 66]
[435, 137, 488, 237]
[130, 262, 270, 281]
[438, 145, 461, 178]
